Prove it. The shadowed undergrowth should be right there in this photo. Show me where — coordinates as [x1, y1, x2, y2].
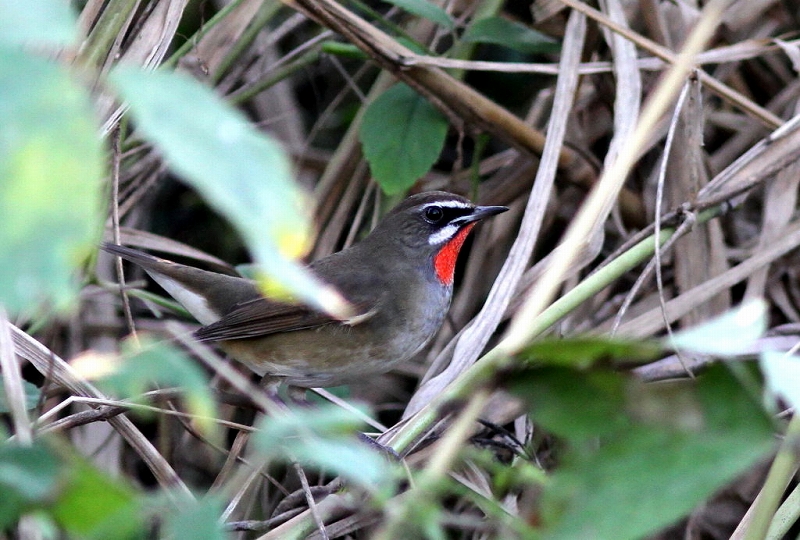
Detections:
[3, 0, 800, 538]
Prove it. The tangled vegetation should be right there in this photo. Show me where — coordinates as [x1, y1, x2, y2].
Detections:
[3, 0, 800, 538]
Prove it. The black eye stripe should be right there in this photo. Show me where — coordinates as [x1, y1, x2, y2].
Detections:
[420, 205, 473, 224]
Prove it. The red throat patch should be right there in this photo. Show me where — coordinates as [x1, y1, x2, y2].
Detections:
[433, 223, 476, 285]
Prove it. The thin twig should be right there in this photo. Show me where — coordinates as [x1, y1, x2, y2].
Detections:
[109, 125, 138, 342]
[294, 463, 330, 540]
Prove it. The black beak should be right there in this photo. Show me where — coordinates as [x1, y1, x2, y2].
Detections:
[465, 205, 509, 223]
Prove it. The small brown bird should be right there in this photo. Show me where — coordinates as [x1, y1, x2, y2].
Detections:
[104, 191, 507, 395]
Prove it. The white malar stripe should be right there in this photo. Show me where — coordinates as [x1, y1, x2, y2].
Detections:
[421, 200, 472, 210]
[428, 223, 459, 245]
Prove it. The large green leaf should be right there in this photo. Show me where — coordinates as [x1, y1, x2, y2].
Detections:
[50, 450, 142, 539]
[163, 496, 226, 540]
[253, 405, 393, 489]
[111, 68, 347, 315]
[0, 47, 105, 314]
[0, 442, 60, 520]
[511, 366, 775, 540]
[0, 439, 142, 536]
[0, 0, 78, 46]
[360, 83, 448, 195]
[462, 17, 560, 54]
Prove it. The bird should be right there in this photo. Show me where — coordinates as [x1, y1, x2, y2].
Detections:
[103, 191, 508, 397]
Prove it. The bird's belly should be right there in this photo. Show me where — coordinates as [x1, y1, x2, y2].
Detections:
[218, 322, 434, 388]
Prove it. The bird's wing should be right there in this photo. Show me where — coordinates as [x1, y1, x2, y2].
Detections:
[194, 246, 387, 342]
[193, 296, 375, 342]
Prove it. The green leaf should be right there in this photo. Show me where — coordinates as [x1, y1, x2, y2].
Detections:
[0, 0, 78, 46]
[360, 83, 448, 195]
[511, 366, 775, 540]
[0, 442, 60, 500]
[252, 404, 393, 488]
[380, 0, 453, 29]
[760, 351, 800, 409]
[0, 442, 60, 528]
[669, 299, 767, 356]
[0, 376, 41, 412]
[462, 17, 560, 54]
[96, 337, 217, 434]
[0, 440, 143, 535]
[519, 336, 661, 369]
[110, 68, 346, 315]
[0, 47, 105, 314]
[162, 496, 225, 540]
[511, 369, 629, 441]
[50, 450, 143, 539]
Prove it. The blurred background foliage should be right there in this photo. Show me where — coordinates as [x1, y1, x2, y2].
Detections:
[3, 0, 800, 537]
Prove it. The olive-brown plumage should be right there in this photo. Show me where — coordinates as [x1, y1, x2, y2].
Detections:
[104, 191, 507, 392]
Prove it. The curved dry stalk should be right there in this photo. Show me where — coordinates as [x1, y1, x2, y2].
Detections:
[398, 38, 792, 74]
[499, 0, 734, 355]
[558, 0, 783, 129]
[9, 323, 193, 498]
[0, 309, 33, 445]
[281, 0, 597, 187]
[404, 9, 587, 417]
[614, 217, 800, 337]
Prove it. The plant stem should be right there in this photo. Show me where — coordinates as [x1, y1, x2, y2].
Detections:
[79, 0, 140, 67]
[374, 390, 490, 540]
[212, 0, 284, 84]
[229, 47, 322, 105]
[741, 415, 800, 540]
[161, 0, 247, 70]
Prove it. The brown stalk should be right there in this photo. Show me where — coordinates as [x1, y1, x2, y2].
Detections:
[280, 0, 598, 190]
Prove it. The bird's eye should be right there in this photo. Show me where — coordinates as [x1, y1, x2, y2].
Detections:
[423, 205, 444, 223]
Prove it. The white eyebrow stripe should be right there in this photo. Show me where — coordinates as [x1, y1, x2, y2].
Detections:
[428, 224, 459, 245]
[421, 200, 472, 210]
